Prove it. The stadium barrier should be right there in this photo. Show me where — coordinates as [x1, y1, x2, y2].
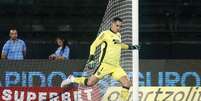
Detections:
[0, 86, 101, 101]
[140, 59, 201, 86]
[0, 60, 86, 87]
[0, 59, 201, 87]
[0, 59, 201, 100]
[1, 86, 200, 101]
[103, 87, 201, 101]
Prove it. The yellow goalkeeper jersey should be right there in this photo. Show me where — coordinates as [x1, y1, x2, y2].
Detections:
[90, 29, 129, 66]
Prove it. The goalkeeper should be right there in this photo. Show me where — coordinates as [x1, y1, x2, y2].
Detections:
[61, 17, 139, 101]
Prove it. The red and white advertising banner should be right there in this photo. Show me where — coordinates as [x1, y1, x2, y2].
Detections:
[0, 86, 101, 101]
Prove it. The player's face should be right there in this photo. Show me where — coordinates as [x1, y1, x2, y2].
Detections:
[9, 30, 18, 40]
[112, 21, 122, 33]
[56, 38, 64, 46]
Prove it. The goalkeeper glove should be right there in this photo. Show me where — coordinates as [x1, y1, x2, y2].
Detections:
[128, 45, 140, 50]
[86, 55, 96, 69]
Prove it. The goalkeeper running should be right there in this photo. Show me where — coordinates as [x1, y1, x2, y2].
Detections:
[61, 17, 139, 101]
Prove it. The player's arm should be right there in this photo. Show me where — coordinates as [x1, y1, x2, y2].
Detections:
[87, 32, 105, 68]
[118, 33, 139, 50]
[89, 32, 105, 56]
[121, 43, 140, 50]
[121, 43, 129, 49]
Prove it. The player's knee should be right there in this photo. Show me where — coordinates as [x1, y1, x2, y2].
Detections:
[84, 78, 96, 86]
[87, 80, 96, 86]
[122, 80, 131, 89]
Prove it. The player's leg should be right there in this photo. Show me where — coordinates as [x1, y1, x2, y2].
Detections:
[61, 75, 75, 88]
[61, 63, 111, 87]
[85, 75, 99, 86]
[85, 63, 114, 86]
[119, 75, 131, 101]
[74, 75, 100, 86]
[61, 74, 100, 88]
[112, 67, 131, 101]
[86, 63, 113, 86]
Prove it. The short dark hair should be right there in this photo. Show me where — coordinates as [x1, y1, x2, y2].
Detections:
[9, 25, 17, 30]
[112, 17, 123, 22]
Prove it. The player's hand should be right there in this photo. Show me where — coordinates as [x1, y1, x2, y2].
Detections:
[86, 60, 96, 69]
[128, 45, 140, 50]
[86, 55, 96, 69]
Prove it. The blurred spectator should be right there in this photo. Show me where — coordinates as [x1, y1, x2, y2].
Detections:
[49, 37, 70, 60]
[1, 29, 26, 60]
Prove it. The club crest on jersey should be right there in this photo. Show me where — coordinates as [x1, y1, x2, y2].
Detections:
[113, 39, 121, 44]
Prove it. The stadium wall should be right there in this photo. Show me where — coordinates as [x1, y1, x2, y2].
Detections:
[0, 59, 200, 87]
[0, 60, 86, 87]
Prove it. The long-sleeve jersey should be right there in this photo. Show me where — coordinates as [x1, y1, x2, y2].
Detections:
[90, 29, 129, 66]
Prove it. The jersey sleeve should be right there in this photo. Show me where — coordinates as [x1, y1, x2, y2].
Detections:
[117, 33, 129, 49]
[121, 43, 129, 49]
[90, 32, 106, 55]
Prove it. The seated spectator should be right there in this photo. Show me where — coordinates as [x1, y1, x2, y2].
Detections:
[1, 29, 26, 60]
[49, 37, 70, 60]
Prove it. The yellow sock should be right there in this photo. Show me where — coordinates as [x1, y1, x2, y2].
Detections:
[73, 77, 87, 86]
[121, 87, 129, 101]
